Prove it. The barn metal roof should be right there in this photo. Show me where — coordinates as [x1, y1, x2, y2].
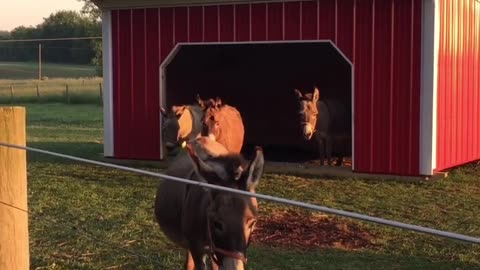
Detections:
[92, 0, 284, 9]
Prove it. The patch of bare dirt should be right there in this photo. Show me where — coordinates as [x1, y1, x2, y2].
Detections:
[252, 209, 376, 250]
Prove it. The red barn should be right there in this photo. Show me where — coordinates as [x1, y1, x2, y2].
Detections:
[93, 0, 480, 177]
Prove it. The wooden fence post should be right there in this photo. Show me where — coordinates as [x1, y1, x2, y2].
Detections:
[36, 85, 40, 101]
[0, 107, 29, 269]
[99, 83, 103, 100]
[65, 84, 70, 104]
[10, 86, 14, 103]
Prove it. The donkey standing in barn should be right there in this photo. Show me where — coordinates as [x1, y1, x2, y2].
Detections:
[294, 87, 351, 166]
[201, 97, 245, 154]
[155, 143, 264, 270]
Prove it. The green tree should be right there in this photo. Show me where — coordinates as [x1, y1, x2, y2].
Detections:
[6, 26, 40, 61]
[39, 10, 100, 64]
[78, 0, 102, 21]
[0, 30, 10, 40]
[0, 6, 102, 72]
[10, 26, 39, 39]
[78, 0, 102, 75]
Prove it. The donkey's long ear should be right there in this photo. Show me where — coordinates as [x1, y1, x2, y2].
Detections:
[245, 146, 265, 192]
[313, 87, 320, 102]
[215, 97, 223, 108]
[172, 105, 186, 116]
[207, 98, 216, 108]
[186, 143, 218, 182]
[294, 89, 303, 99]
[197, 94, 207, 109]
[160, 107, 167, 118]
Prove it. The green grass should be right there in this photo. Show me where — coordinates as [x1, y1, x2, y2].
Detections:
[0, 78, 103, 104]
[13, 103, 480, 269]
[0, 61, 97, 80]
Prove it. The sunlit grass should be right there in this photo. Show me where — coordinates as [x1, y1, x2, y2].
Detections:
[20, 103, 480, 269]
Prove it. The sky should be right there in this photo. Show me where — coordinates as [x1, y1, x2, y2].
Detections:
[0, 0, 84, 31]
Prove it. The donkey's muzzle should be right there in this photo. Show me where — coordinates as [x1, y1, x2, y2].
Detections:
[165, 141, 180, 153]
[302, 124, 314, 140]
[219, 257, 245, 270]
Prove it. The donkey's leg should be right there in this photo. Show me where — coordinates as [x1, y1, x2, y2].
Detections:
[335, 156, 343, 166]
[325, 136, 333, 166]
[185, 250, 195, 270]
[315, 134, 326, 165]
[210, 258, 219, 270]
[189, 248, 206, 270]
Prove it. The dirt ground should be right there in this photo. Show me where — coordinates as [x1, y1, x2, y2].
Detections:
[252, 209, 376, 250]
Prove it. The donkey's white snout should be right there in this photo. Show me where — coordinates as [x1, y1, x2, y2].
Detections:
[303, 124, 314, 140]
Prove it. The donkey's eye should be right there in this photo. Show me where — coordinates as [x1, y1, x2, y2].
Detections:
[214, 221, 224, 233]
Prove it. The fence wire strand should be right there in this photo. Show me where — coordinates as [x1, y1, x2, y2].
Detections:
[0, 200, 163, 266]
[0, 37, 102, 43]
[1, 142, 479, 245]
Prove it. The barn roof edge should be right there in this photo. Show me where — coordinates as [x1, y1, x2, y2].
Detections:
[92, 0, 303, 9]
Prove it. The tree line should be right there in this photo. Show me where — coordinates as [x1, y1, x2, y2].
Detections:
[0, 1, 102, 74]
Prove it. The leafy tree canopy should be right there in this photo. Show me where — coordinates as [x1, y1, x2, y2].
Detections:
[0, 8, 102, 74]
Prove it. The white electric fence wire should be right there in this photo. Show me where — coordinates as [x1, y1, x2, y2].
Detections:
[1, 142, 479, 244]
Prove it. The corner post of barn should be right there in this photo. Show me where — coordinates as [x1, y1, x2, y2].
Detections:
[0, 106, 29, 269]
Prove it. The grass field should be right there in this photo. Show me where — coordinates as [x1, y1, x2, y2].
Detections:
[12, 103, 480, 269]
[0, 77, 103, 104]
[0, 61, 97, 80]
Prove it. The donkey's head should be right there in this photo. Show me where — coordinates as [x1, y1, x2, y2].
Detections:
[186, 144, 264, 269]
[161, 105, 195, 152]
[172, 105, 194, 141]
[197, 94, 217, 110]
[294, 87, 320, 140]
[160, 107, 179, 151]
[203, 104, 222, 141]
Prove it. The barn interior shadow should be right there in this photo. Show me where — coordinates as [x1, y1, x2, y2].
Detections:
[165, 42, 352, 164]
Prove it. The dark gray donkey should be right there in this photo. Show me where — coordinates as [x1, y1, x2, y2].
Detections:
[294, 87, 351, 166]
[154, 142, 264, 270]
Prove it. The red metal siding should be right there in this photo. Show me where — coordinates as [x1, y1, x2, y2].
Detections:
[111, 0, 422, 175]
[352, 0, 421, 175]
[437, 0, 480, 171]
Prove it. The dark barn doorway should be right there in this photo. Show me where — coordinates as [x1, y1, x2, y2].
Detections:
[162, 42, 352, 164]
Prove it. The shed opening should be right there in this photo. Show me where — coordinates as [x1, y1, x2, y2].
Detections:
[161, 42, 353, 166]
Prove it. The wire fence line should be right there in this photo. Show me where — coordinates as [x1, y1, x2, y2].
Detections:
[0, 200, 163, 266]
[1, 141, 480, 245]
[0, 81, 103, 104]
[0, 37, 102, 43]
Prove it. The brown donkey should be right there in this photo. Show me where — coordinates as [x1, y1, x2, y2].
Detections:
[154, 143, 264, 270]
[199, 96, 245, 154]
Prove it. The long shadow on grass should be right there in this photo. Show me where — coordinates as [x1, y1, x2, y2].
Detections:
[248, 245, 479, 270]
[27, 141, 104, 163]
